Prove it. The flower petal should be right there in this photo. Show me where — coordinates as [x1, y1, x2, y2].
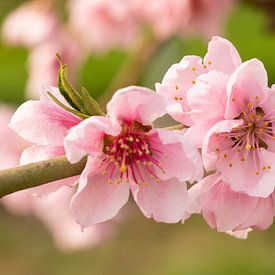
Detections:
[149, 129, 203, 182]
[218, 148, 275, 198]
[131, 177, 189, 223]
[10, 100, 80, 146]
[65, 116, 120, 163]
[204, 36, 242, 75]
[225, 59, 269, 119]
[71, 157, 130, 228]
[187, 71, 229, 123]
[156, 55, 205, 125]
[107, 86, 167, 125]
[199, 178, 273, 232]
[202, 119, 243, 171]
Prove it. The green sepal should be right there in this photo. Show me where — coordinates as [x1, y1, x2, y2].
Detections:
[81, 87, 105, 116]
[47, 92, 90, 120]
[57, 55, 87, 114]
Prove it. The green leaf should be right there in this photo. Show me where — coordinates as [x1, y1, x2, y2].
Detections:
[57, 54, 87, 114]
[81, 87, 105, 116]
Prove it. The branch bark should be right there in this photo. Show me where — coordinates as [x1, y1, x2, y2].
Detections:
[0, 156, 87, 198]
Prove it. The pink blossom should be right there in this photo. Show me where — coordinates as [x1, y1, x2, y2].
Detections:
[135, 0, 233, 40]
[67, 0, 138, 53]
[184, 0, 233, 39]
[202, 59, 275, 197]
[134, 0, 190, 40]
[26, 33, 83, 99]
[0, 105, 28, 170]
[186, 173, 274, 234]
[64, 86, 203, 227]
[156, 36, 242, 129]
[3, 187, 115, 252]
[10, 85, 81, 197]
[1, 1, 59, 48]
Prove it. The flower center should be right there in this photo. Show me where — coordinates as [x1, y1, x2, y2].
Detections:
[216, 103, 275, 174]
[102, 122, 164, 185]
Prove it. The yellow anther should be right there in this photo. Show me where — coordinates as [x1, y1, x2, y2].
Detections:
[268, 165, 272, 170]
[256, 115, 261, 120]
[192, 67, 196, 71]
[192, 80, 196, 85]
[262, 166, 267, 170]
[175, 85, 179, 90]
[203, 65, 207, 69]
[174, 96, 179, 101]
[246, 144, 252, 151]
[229, 163, 233, 168]
[215, 148, 220, 152]
[256, 171, 260, 175]
[247, 103, 253, 108]
[247, 123, 253, 128]
[224, 154, 227, 158]
[241, 157, 245, 161]
[264, 122, 269, 126]
[120, 164, 127, 173]
[208, 61, 212, 65]
[254, 96, 259, 100]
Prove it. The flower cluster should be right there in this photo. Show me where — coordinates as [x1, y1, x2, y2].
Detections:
[10, 36, 275, 239]
[1, 0, 233, 100]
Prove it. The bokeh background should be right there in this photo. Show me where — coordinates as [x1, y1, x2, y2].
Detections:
[0, 1, 275, 274]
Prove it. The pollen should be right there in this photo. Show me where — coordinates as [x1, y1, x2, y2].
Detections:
[268, 165, 272, 170]
[256, 171, 260, 175]
[208, 61, 212, 65]
[192, 67, 196, 71]
[192, 80, 196, 85]
[246, 144, 252, 151]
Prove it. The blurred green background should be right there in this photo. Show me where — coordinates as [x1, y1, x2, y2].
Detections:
[0, 1, 275, 274]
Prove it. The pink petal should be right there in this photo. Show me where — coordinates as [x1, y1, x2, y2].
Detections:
[10, 100, 80, 146]
[187, 71, 229, 123]
[156, 55, 205, 125]
[21, 145, 78, 197]
[107, 86, 168, 125]
[204, 36, 242, 75]
[149, 129, 203, 182]
[131, 177, 189, 223]
[184, 121, 216, 148]
[202, 119, 243, 171]
[71, 157, 130, 228]
[200, 178, 273, 232]
[218, 148, 275, 198]
[65, 116, 120, 163]
[225, 59, 269, 119]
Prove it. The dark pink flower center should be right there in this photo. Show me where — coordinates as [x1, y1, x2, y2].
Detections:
[102, 123, 164, 185]
[216, 103, 275, 174]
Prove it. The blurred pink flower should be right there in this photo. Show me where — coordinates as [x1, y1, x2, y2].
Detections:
[135, 0, 233, 40]
[3, 187, 116, 252]
[26, 33, 83, 99]
[184, 0, 233, 38]
[156, 36, 241, 129]
[0, 105, 28, 169]
[10, 85, 81, 197]
[134, 0, 190, 40]
[186, 173, 274, 234]
[1, 1, 59, 48]
[67, 0, 138, 53]
[64, 86, 203, 228]
[202, 59, 275, 198]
